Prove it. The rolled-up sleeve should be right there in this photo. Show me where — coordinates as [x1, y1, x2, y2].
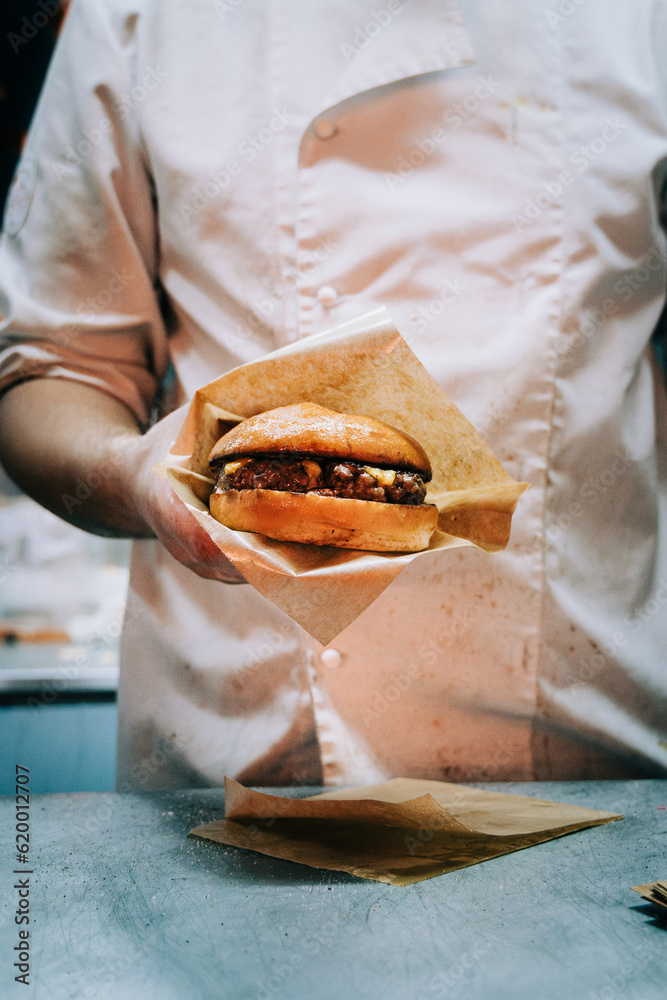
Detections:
[0, 0, 168, 427]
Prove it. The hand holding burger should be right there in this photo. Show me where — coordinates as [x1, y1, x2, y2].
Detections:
[207, 403, 438, 552]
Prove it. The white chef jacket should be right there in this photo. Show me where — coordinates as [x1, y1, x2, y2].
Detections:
[1, 0, 666, 789]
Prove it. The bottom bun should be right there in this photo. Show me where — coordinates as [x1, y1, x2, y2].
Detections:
[209, 489, 438, 552]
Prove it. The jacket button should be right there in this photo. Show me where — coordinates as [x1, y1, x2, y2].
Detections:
[320, 648, 342, 669]
[314, 119, 338, 140]
[317, 285, 337, 306]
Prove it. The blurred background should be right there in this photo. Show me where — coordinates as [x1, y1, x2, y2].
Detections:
[0, 1, 128, 795]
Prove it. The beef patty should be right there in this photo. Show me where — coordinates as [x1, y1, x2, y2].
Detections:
[212, 455, 427, 505]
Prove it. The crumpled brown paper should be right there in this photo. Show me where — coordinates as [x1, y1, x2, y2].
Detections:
[188, 777, 622, 886]
[631, 879, 667, 911]
[165, 307, 528, 644]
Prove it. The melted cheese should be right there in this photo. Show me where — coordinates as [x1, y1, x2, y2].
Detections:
[302, 460, 322, 489]
[363, 465, 396, 486]
[223, 457, 253, 475]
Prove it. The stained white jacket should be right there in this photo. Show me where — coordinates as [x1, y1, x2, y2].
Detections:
[1, 0, 666, 787]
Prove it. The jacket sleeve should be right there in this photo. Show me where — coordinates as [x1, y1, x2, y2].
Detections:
[0, 0, 169, 428]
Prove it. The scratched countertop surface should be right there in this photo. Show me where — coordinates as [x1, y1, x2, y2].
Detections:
[0, 781, 665, 1000]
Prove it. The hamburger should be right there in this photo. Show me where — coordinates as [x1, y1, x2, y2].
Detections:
[207, 402, 438, 552]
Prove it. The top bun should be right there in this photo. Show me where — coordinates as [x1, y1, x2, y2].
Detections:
[208, 402, 432, 479]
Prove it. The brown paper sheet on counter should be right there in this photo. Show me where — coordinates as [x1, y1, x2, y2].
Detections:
[165, 307, 528, 644]
[631, 879, 667, 911]
[188, 777, 622, 887]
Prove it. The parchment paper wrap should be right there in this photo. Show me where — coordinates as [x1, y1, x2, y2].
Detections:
[188, 777, 622, 887]
[165, 307, 528, 644]
[631, 879, 667, 911]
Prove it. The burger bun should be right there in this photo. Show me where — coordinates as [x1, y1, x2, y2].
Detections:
[209, 402, 432, 479]
[209, 488, 438, 552]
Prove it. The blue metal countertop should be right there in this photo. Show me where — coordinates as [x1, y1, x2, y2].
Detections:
[0, 781, 665, 1000]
